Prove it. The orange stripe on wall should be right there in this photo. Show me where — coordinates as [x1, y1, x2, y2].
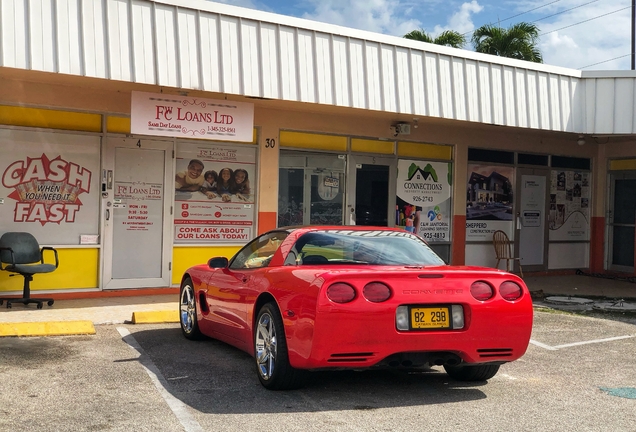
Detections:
[258, 211, 277, 234]
[590, 217, 604, 273]
[452, 215, 466, 266]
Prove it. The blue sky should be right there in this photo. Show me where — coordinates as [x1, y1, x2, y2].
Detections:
[213, 0, 632, 71]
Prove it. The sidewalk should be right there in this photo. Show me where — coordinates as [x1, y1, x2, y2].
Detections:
[0, 274, 635, 333]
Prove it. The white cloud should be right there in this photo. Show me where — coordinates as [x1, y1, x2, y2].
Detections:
[510, 0, 631, 69]
[433, 1, 484, 35]
[300, 0, 422, 36]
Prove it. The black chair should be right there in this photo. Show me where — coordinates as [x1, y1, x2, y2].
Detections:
[0, 232, 57, 309]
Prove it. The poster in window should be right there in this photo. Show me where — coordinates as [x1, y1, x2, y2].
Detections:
[0, 130, 100, 245]
[549, 170, 590, 241]
[466, 164, 515, 241]
[396, 160, 452, 242]
[174, 142, 256, 244]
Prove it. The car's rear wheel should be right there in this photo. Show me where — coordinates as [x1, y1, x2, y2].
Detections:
[443, 364, 500, 381]
[180, 277, 203, 340]
[254, 302, 307, 390]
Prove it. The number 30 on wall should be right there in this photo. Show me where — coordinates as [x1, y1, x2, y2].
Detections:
[265, 138, 276, 148]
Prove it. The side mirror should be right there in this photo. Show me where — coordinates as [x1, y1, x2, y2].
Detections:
[208, 257, 229, 269]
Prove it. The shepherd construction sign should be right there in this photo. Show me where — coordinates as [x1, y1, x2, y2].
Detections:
[131, 91, 254, 142]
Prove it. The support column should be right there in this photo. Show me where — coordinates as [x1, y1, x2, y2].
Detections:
[452, 145, 468, 265]
[257, 124, 280, 234]
[590, 143, 607, 272]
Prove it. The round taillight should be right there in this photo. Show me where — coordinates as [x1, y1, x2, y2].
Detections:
[470, 281, 494, 301]
[363, 282, 392, 303]
[500, 281, 523, 301]
[327, 283, 356, 303]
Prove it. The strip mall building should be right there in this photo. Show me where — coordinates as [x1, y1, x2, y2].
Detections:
[2, 0, 636, 296]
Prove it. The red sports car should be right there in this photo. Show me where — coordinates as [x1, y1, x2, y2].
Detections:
[179, 226, 533, 390]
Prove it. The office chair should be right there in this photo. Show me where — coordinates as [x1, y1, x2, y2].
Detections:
[0, 232, 57, 309]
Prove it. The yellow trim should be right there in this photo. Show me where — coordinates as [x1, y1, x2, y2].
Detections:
[280, 131, 347, 151]
[252, 128, 258, 144]
[172, 246, 241, 285]
[107, 116, 131, 134]
[398, 142, 453, 160]
[0, 105, 102, 132]
[351, 138, 394, 154]
[0, 248, 99, 292]
[609, 159, 636, 171]
[132, 310, 179, 324]
[0, 321, 96, 337]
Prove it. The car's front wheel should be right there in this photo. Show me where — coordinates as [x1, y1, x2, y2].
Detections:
[443, 364, 500, 381]
[179, 277, 203, 340]
[254, 302, 307, 390]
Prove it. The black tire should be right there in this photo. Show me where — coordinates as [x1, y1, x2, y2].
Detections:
[254, 302, 307, 390]
[47, 300, 54, 306]
[179, 277, 203, 340]
[444, 364, 500, 381]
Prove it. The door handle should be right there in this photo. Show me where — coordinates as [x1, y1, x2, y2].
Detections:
[106, 209, 110, 221]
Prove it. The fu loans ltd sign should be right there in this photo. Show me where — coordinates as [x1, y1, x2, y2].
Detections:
[131, 91, 254, 142]
[2, 154, 91, 224]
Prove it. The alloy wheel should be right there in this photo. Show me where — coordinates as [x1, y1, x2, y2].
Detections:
[255, 312, 277, 380]
[180, 283, 196, 333]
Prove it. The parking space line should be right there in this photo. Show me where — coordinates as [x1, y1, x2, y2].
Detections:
[529, 339, 558, 350]
[117, 327, 204, 432]
[552, 335, 635, 349]
[530, 335, 635, 351]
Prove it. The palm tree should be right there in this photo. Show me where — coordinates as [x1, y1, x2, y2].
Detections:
[472, 22, 543, 63]
[404, 29, 466, 49]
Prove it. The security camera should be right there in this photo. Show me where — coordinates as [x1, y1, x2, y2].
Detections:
[389, 125, 399, 138]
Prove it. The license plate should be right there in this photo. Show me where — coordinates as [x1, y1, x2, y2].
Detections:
[410, 307, 451, 329]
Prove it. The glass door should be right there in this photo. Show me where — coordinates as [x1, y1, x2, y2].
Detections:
[102, 138, 173, 289]
[608, 172, 636, 272]
[346, 155, 396, 227]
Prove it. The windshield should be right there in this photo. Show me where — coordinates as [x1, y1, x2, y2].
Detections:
[285, 229, 445, 266]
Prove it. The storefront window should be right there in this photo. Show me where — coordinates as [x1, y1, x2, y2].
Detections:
[173, 142, 257, 244]
[0, 129, 100, 245]
[278, 151, 345, 227]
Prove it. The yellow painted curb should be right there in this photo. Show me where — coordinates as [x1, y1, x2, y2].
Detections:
[131, 310, 179, 324]
[0, 320, 96, 337]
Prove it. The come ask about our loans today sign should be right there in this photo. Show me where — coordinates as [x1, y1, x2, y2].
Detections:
[131, 91, 254, 142]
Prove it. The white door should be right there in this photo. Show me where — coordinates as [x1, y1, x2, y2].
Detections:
[102, 138, 173, 289]
[515, 168, 549, 272]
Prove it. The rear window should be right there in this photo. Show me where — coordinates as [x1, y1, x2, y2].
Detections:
[285, 230, 445, 266]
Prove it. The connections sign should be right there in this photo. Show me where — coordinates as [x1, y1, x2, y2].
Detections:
[396, 160, 452, 242]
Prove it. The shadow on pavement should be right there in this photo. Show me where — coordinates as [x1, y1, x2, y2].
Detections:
[127, 326, 489, 414]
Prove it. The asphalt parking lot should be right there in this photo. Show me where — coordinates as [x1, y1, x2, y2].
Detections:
[1, 310, 634, 432]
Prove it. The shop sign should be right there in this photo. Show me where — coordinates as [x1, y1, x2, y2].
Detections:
[131, 91, 254, 142]
[549, 170, 590, 241]
[174, 142, 257, 244]
[466, 164, 515, 241]
[2, 153, 92, 225]
[396, 160, 451, 242]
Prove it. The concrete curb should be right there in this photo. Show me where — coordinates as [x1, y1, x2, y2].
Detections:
[131, 310, 179, 324]
[0, 320, 96, 337]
